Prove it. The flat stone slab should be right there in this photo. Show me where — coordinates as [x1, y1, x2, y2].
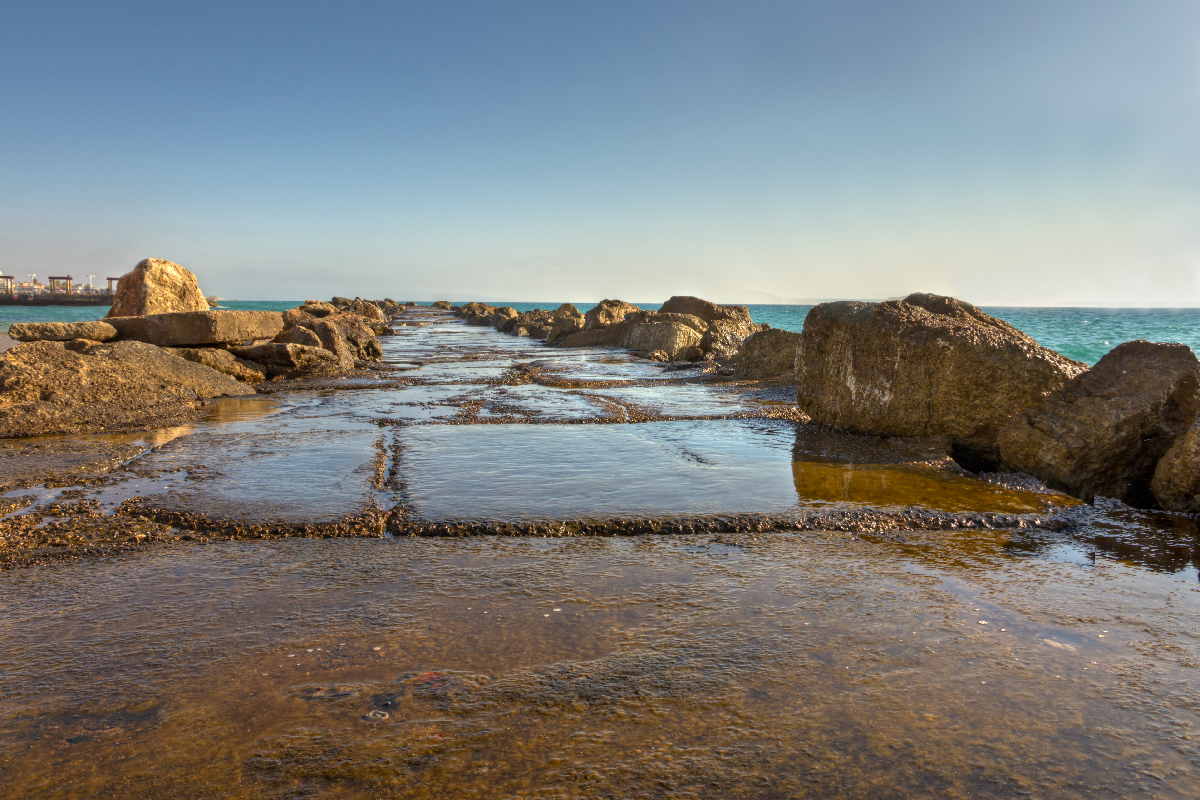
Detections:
[107, 310, 284, 347]
[8, 320, 118, 342]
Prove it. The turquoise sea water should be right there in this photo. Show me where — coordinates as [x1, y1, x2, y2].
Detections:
[4, 300, 1200, 366]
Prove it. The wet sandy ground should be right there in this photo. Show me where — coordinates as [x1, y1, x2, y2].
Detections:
[2, 307, 1199, 797]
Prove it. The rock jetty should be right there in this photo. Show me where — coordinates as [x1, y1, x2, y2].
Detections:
[0, 259, 393, 437]
[454, 295, 768, 366]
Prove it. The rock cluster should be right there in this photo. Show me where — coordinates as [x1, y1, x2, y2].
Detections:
[793, 293, 1200, 511]
[454, 296, 766, 364]
[796, 293, 1085, 470]
[1, 260, 391, 437]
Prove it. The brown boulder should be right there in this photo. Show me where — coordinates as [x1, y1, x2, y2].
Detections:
[107, 310, 284, 347]
[169, 347, 268, 383]
[350, 299, 386, 321]
[8, 320, 118, 343]
[299, 300, 339, 318]
[657, 297, 760, 358]
[230, 342, 339, 377]
[1152, 416, 1200, 512]
[796, 294, 1085, 470]
[584, 299, 641, 331]
[106, 258, 210, 318]
[621, 321, 703, 360]
[734, 328, 801, 379]
[0, 340, 253, 437]
[659, 295, 752, 325]
[492, 307, 520, 332]
[999, 340, 1200, 507]
[274, 326, 323, 348]
[547, 306, 586, 344]
[433, 300, 452, 309]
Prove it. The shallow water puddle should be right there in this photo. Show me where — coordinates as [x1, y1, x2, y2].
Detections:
[400, 419, 1056, 522]
[1, 534, 1197, 798]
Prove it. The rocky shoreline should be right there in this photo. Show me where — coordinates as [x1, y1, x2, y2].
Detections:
[1, 258, 1198, 569]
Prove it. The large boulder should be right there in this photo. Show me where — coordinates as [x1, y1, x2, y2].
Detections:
[734, 328, 801, 380]
[433, 300, 452, 310]
[299, 300, 338, 318]
[0, 340, 254, 437]
[584, 300, 640, 331]
[168, 347, 268, 383]
[105, 258, 210, 318]
[999, 340, 1200, 507]
[1152, 416, 1200, 513]
[8, 320, 118, 343]
[107, 310, 284, 347]
[796, 294, 1085, 470]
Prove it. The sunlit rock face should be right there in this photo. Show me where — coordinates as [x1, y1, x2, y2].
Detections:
[795, 293, 1084, 471]
[1001, 339, 1200, 507]
[106, 258, 210, 318]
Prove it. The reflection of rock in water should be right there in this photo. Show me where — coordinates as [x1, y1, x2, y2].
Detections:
[790, 424, 1070, 514]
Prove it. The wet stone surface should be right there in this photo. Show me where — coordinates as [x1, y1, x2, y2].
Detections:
[0, 534, 1198, 798]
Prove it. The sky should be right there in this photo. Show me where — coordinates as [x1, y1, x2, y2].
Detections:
[3, 1, 1200, 305]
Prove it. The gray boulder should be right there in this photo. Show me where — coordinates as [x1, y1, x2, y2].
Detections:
[1000, 340, 1200, 507]
[797, 293, 1085, 470]
[8, 320, 118, 343]
[107, 310, 284, 347]
[0, 340, 253, 437]
[106, 258, 211, 318]
[734, 328, 800, 379]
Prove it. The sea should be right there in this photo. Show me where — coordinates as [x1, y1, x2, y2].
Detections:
[4, 300, 1200, 365]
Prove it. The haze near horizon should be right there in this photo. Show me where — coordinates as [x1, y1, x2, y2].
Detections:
[3, 1, 1199, 306]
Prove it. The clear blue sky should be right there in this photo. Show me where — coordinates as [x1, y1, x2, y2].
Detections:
[3, 1, 1199, 304]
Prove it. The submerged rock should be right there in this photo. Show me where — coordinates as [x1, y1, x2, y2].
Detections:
[1000, 340, 1200, 507]
[8, 321, 118, 343]
[106, 258, 211, 318]
[107, 310, 284, 347]
[0, 340, 253, 437]
[796, 293, 1085, 470]
[734, 329, 800, 380]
